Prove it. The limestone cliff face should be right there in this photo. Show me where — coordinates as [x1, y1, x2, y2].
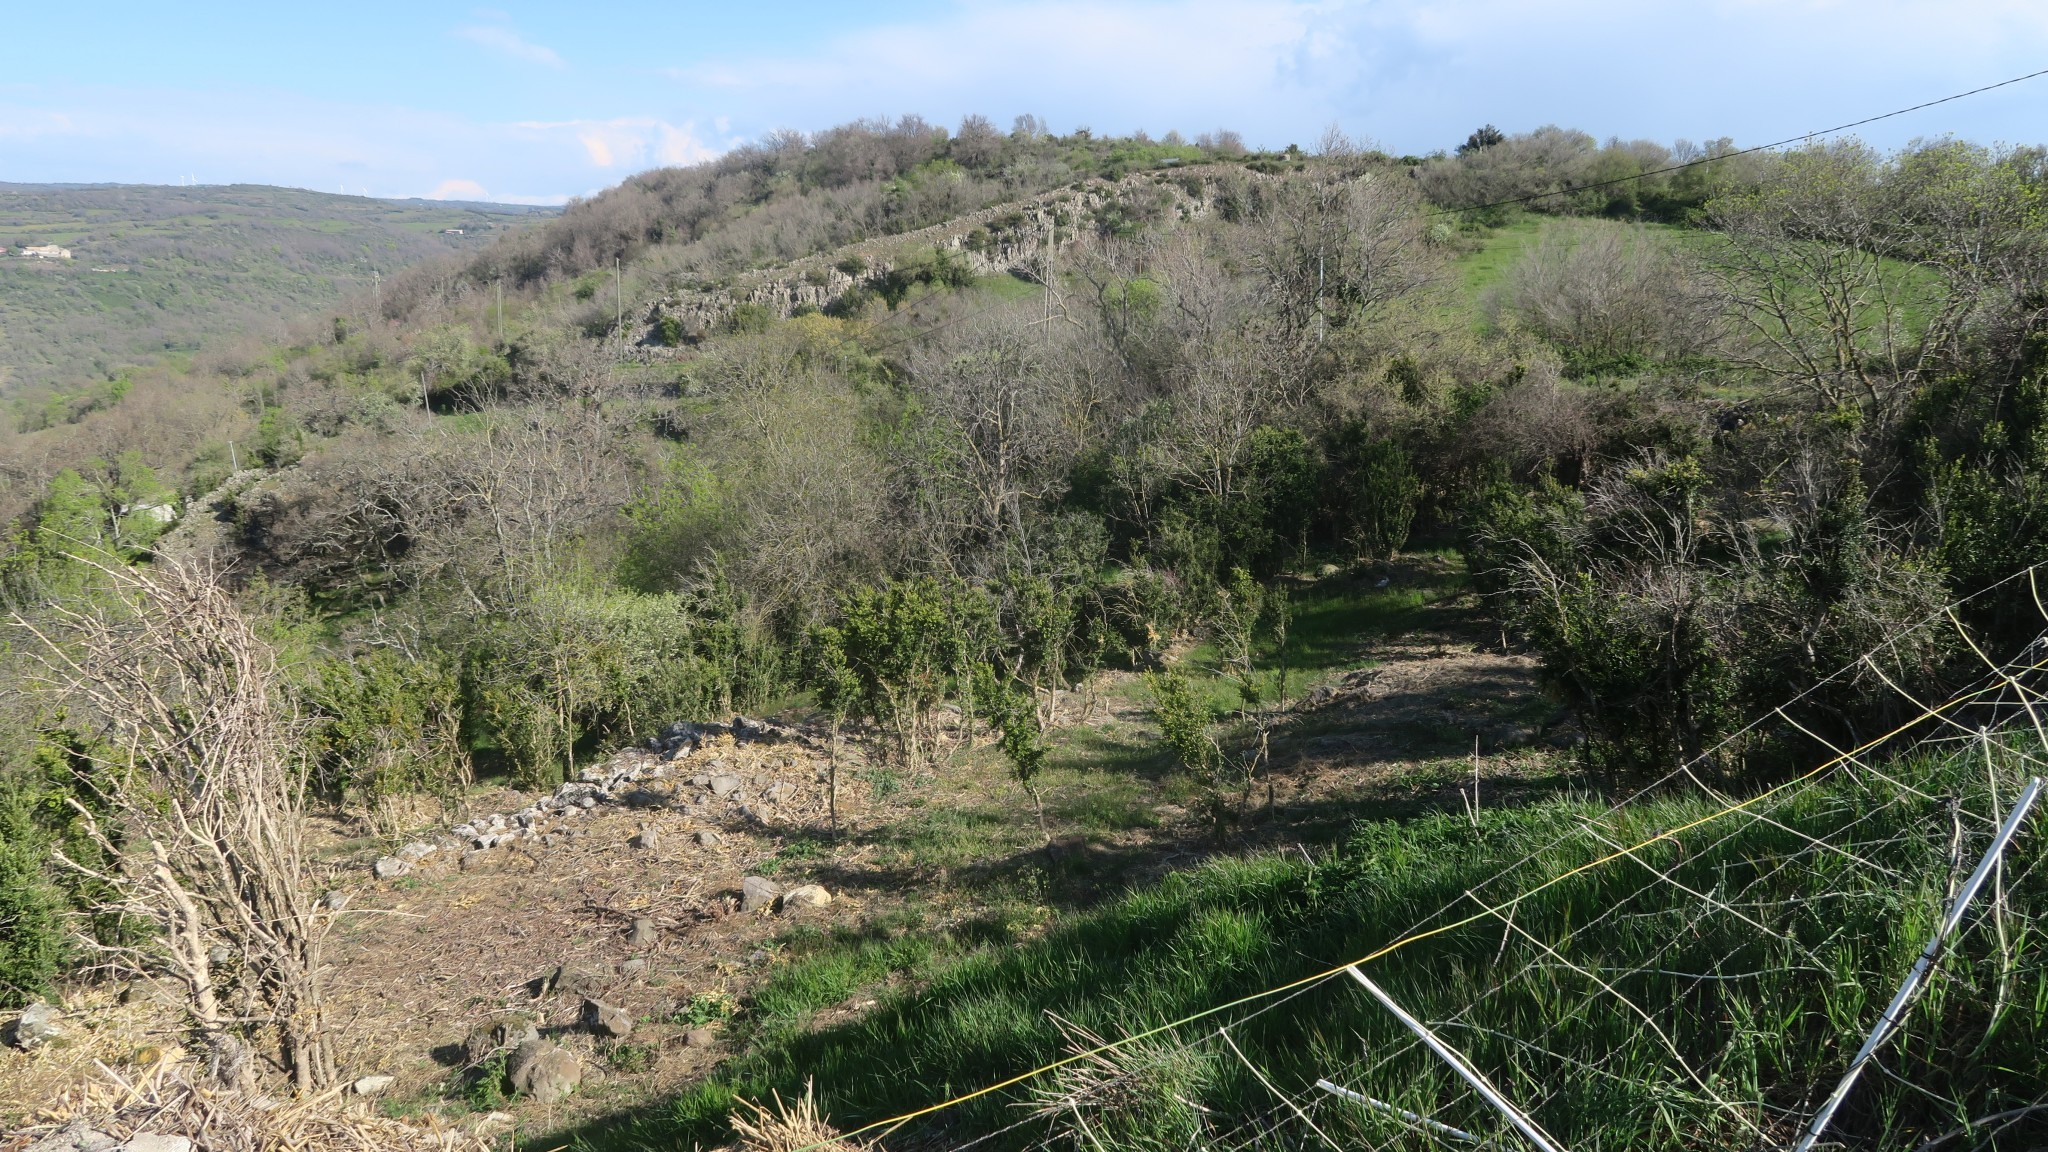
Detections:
[634, 166, 1245, 348]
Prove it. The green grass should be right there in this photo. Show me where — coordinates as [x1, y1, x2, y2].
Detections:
[1454, 218, 1545, 304]
[974, 272, 1046, 302]
[550, 740, 2048, 1151]
[1169, 560, 1457, 713]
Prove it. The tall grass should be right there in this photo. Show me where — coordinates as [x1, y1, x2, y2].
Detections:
[565, 737, 2047, 1150]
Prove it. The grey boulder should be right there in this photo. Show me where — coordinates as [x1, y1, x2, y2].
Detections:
[464, 1016, 540, 1064]
[8, 1002, 64, 1050]
[508, 1040, 582, 1103]
[741, 876, 780, 913]
[584, 999, 634, 1039]
[371, 856, 409, 880]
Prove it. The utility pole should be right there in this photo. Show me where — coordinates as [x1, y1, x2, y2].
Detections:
[1041, 213, 1054, 343]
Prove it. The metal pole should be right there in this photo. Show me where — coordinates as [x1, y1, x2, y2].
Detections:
[1791, 775, 2044, 1152]
[1346, 966, 1568, 1152]
[1317, 1078, 1483, 1144]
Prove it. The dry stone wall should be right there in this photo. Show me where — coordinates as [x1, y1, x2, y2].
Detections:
[635, 165, 1244, 347]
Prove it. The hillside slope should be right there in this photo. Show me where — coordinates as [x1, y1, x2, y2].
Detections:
[0, 183, 553, 409]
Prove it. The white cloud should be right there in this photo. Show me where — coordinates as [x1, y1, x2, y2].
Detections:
[0, 86, 645, 203]
[453, 24, 564, 69]
[5, 0, 2046, 210]
[513, 117, 720, 171]
[658, 0, 2048, 154]
[426, 178, 489, 200]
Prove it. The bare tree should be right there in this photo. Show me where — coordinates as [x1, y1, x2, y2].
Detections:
[1245, 171, 1437, 341]
[19, 557, 334, 1093]
[1705, 140, 2040, 419]
[908, 319, 1075, 574]
[1493, 220, 1722, 367]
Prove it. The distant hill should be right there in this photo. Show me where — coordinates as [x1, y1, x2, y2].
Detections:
[0, 183, 556, 409]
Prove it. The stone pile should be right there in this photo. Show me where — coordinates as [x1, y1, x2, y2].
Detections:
[367, 716, 811, 878]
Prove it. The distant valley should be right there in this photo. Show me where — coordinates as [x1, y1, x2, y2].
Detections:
[0, 182, 554, 415]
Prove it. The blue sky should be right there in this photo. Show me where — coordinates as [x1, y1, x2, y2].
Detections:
[3, 1, 2044, 204]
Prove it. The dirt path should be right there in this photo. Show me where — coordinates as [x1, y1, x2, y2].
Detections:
[3, 575, 1565, 1141]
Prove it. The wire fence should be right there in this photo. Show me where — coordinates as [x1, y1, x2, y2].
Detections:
[790, 570, 2048, 1152]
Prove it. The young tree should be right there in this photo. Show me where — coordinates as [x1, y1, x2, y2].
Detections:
[799, 623, 860, 833]
[835, 578, 968, 770]
[972, 664, 1050, 838]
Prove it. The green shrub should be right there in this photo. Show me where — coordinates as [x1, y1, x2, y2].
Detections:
[0, 801, 62, 1008]
[723, 303, 775, 335]
[1342, 437, 1420, 560]
[305, 650, 469, 815]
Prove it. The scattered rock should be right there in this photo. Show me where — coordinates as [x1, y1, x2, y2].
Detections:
[765, 781, 793, 803]
[397, 840, 438, 863]
[695, 829, 722, 847]
[620, 957, 649, 976]
[352, 1073, 396, 1096]
[8, 1002, 64, 1050]
[371, 856, 409, 880]
[684, 1027, 716, 1049]
[206, 944, 234, 966]
[622, 788, 666, 809]
[117, 1137, 191, 1152]
[627, 918, 658, 947]
[741, 876, 780, 913]
[708, 773, 743, 798]
[465, 1017, 540, 1064]
[688, 774, 712, 788]
[545, 964, 604, 1001]
[1492, 724, 1537, 748]
[24, 1119, 115, 1152]
[629, 828, 660, 851]
[119, 981, 175, 1008]
[779, 884, 832, 913]
[508, 1040, 582, 1103]
[584, 999, 634, 1038]
[320, 890, 349, 912]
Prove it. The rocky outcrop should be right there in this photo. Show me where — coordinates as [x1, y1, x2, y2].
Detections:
[635, 166, 1235, 348]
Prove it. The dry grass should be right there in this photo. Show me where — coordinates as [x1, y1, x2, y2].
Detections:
[0, 1058, 497, 1152]
[728, 1081, 864, 1152]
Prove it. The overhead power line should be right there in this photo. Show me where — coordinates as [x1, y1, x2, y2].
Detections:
[1428, 65, 2048, 217]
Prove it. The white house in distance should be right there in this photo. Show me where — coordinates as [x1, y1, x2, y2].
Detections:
[21, 244, 73, 260]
